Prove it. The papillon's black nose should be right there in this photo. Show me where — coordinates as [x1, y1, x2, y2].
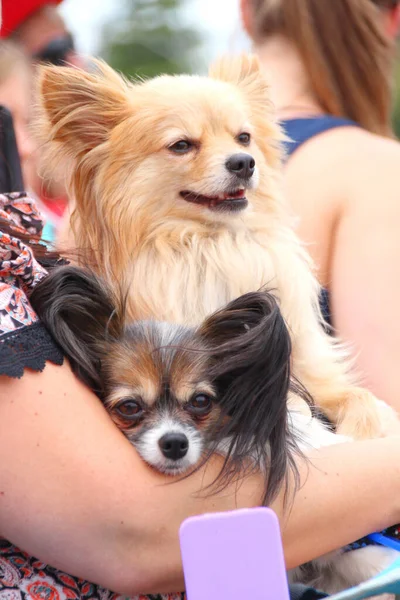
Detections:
[159, 433, 189, 460]
[225, 153, 255, 180]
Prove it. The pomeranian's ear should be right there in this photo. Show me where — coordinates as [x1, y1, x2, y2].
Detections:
[36, 59, 132, 155]
[209, 53, 269, 106]
[209, 54, 283, 163]
[209, 53, 262, 85]
[199, 291, 307, 504]
[30, 266, 124, 394]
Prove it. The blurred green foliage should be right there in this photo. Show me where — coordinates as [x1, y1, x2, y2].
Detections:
[100, 0, 205, 78]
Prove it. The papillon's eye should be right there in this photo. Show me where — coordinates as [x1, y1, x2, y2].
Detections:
[237, 132, 251, 146]
[186, 393, 213, 416]
[115, 398, 144, 421]
[168, 140, 194, 154]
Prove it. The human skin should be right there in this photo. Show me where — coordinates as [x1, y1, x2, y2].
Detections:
[1, 362, 400, 594]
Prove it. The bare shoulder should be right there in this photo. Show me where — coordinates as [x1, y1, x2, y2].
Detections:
[286, 126, 400, 209]
[344, 130, 400, 213]
[287, 125, 396, 170]
[283, 126, 370, 213]
[283, 126, 400, 280]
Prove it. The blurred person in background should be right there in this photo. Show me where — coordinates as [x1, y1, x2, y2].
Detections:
[0, 0, 84, 244]
[0, 40, 34, 189]
[0, 0, 82, 67]
[241, 0, 400, 413]
[0, 38, 61, 241]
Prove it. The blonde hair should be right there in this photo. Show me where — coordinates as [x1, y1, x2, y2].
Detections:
[248, 0, 398, 136]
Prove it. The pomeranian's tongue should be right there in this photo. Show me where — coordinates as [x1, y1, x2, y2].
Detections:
[215, 189, 245, 202]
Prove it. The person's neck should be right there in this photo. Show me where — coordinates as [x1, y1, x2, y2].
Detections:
[254, 35, 323, 119]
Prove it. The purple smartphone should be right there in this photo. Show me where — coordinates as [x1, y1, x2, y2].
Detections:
[179, 507, 290, 600]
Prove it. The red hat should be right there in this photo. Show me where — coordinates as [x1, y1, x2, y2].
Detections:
[0, 0, 63, 38]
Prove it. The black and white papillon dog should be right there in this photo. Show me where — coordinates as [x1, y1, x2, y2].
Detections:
[30, 267, 398, 595]
[30, 266, 300, 503]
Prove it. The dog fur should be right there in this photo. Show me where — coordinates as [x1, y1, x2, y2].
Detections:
[34, 54, 397, 440]
[30, 266, 304, 504]
[30, 266, 398, 595]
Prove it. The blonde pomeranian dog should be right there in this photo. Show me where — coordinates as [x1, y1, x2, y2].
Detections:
[35, 54, 396, 439]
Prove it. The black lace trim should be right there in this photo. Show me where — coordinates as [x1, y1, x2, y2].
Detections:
[0, 322, 64, 378]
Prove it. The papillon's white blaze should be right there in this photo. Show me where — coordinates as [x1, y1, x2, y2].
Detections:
[131, 418, 203, 474]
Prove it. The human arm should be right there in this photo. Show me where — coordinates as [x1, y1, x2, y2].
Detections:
[0, 361, 262, 595]
[2, 362, 400, 595]
[276, 435, 400, 568]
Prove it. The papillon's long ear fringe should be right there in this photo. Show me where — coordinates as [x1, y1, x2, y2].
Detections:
[197, 290, 313, 505]
[30, 266, 125, 394]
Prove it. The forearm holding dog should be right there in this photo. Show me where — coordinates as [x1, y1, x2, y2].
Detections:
[277, 436, 400, 570]
[1, 362, 400, 594]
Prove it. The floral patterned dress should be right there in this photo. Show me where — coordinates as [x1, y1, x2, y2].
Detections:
[0, 192, 184, 600]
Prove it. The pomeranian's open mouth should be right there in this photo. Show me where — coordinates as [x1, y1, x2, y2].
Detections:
[180, 188, 248, 212]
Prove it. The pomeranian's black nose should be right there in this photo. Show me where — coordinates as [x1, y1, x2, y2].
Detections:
[225, 153, 255, 180]
[159, 433, 189, 460]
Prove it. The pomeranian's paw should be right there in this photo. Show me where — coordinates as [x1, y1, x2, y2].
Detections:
[336, 387, 386, 440]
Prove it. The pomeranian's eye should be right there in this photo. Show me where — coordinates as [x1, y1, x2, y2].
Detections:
[186, 393, 213, 416]
[115, 398, 144, 420]
[168, 140, 194, 154]
[237, 132, 251, 146]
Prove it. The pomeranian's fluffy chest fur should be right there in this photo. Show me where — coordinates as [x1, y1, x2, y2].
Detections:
[129, 220, 279, 326]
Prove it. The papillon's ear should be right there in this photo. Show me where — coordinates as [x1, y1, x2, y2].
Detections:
[30, 266, 124, 394]
[199, 290, 277, 346]
[199, 291, 307, 503]
[35, 59, 132, 157]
